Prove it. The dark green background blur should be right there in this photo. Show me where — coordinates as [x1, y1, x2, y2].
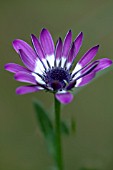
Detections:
[0, 0, 113, 170]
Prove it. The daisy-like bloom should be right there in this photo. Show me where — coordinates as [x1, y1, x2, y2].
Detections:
[5, 29, 112, 104]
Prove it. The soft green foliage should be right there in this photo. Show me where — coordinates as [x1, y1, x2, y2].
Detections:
[33, 100, 56, 157]
[61, 121, 70, 135]
[34, 100, 76, 137]
[33, 100, 54, 138]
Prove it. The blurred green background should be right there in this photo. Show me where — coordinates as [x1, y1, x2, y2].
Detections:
[0, 0, 113, 169]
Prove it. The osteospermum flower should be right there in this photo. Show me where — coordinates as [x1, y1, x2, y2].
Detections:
[5, 29, 112, 104]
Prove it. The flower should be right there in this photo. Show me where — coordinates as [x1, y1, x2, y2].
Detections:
[5, 28, 112, 104]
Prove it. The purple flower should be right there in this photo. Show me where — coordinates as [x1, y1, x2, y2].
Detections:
[5, 29, 112, 104]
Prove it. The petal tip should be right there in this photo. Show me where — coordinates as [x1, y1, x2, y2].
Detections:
[68, 29, 72, 33]
[12, 39, 20, 47]
[95, 44, 100, 49]
[59, 37, 62, 42]
[14, 73, 18, 80]
[40, 28, 48, 34]
[67, 29, 72, 36]
[16, 87, 23, 95]
[56, 37, 62, 45]
[4, 64, 8, 70]
[12, 39, 25, 53]
[106, 59, 113, 66]
[30, 34, 35, 38]
[79, 31, 83, 36]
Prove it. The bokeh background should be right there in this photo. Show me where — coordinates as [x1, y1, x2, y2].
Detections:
[0, 0, 113, 170]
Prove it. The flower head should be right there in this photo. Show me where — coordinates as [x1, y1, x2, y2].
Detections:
[5, 28, 112, 104]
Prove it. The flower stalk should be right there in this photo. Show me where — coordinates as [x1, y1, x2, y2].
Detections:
[54, 95, 63, 170]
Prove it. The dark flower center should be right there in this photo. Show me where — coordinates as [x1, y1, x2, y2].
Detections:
[44, 67, 72, 91]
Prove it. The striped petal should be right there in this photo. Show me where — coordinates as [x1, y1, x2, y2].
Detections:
[74, 58, 112, 87]
[79, 58, 112, 75]
[75, 72, 96, 87]
[4, 63, 30, 73]
[62, 30, 72, 57]
[61, 30, 72, 67]
[66, 43, 75, 69]
[31, 34, 48, 69]
[67, 61, 98, 89]
[16, 85, 42, 95]
[31, 34, 45, 60]
[75, 61, 99, 80]
[66, 32, 83, 69]
[18, 49, 44, 75]
[55, 38, 63, 66]
[94, 58, 112, 72]
[72, 45, 99, 75]
[78, 45, 99, 67]
[19, 49, 36, 71]
[40, 28, 55, 67]
[13, 39, 37, 61]
[14, 72, 37, 84]
[74, 32, 83, 57]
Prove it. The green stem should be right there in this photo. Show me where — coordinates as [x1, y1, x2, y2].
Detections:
[54, 95, 63, 170]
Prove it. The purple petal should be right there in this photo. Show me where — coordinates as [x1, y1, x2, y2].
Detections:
[55, 92, 73, 104]
[67, 42, 75, 63]
[78, 58, 112, 76]
[55, 38, 62, 59]
[66, 32, 83, 69]
[13, 39, 37, 60]
[70, 61, 98, 88]
[76, 72, 96, 87]
[74, 32, 83, 57]
[72, 60, 98, 79]
[78, 45, 99, 67]
[16, 85, 41, 95]
[14, 72, 37, 84]
[31, 34, 45, 59]
[80, 61, 98, 74]
[62, 30, 72, 58]
[19, 49, 35, 71]
[40, 28, 54, 56]
[74, 58, 112, 87]
[66, 61, 98, 90]
[4, 63, 30, 73]
[94, 58, 113, 72]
